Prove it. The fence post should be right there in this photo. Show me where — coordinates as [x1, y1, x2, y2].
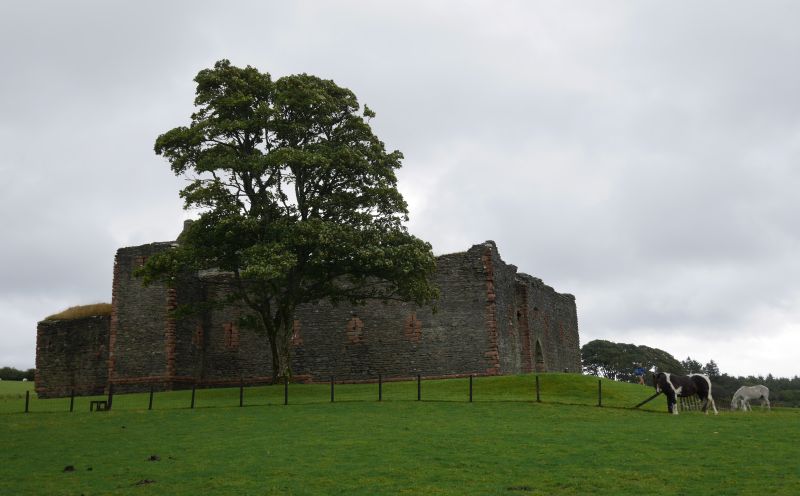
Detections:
[535, 375, 541, 403]
[598, 380, 602, 407]
[378, 374, 382, 402]
[284, 376, 288, 406]
[190, 384, 196, 409]
[239, 380, 244, 408]
[107, 384, 114, 411]
[330, 376, 335, 403]
[25, 390, 30, 413]
[417, 374, 421, 401]
[70, 389, 75, 413]
[148, 385, 154, 410]
[469, 375, 473, 403]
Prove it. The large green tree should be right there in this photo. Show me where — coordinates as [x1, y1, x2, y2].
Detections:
[140, 60, 438, 381]
[581, 339, 685, 383]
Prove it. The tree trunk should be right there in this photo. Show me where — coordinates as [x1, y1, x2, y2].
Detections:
[268, 332, 280, 383]
[266, 320, 293, 383]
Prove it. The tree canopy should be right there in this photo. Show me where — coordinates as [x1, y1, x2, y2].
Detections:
[583, 339, 800, 406]
[140, 60, 438, 380]
[680, 356, 703, 374]
[581, 339, 685, 384]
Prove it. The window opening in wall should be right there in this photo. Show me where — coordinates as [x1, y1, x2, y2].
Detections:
[404, 312, 422, 342]
[224, 322, 239, 350]
[95, 334, 106, 358]
[346, 315, 364, 344]
[291, 319, 303, 346]
[192, 325, 204, 348]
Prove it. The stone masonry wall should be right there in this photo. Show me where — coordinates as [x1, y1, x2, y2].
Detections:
[109, 242, 176, 392]
[518, 274, 581, 373]
[285, 243, 493, 381]
[35, 316, 110, 398]
[197, 274, 274, 385]
[172, 272, 206, 384]
[193, 242, 495, 383]
[39, 238, 580, 395]
[485, 243, 522, 375]
[192, 240, 579, 383]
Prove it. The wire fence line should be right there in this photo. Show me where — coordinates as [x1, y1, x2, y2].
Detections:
[2, 374, 728, 415]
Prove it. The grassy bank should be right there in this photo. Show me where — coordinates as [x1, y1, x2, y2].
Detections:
[0, 374, 660, 414]
[1, 375, 797, 495]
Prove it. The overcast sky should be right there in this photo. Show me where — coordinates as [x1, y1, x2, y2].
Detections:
[2, 1, 799, 378]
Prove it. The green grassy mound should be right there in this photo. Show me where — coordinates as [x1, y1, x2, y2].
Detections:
[1, 373, 664, 413]
[2, 375, 797, 495]
[43, 303, 112, 321]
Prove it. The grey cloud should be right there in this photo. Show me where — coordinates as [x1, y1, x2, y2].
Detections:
[3, 1, 800, 377]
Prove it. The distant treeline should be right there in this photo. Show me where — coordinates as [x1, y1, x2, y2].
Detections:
[0, 367, 35, 381]
[582, 339, 800, 407]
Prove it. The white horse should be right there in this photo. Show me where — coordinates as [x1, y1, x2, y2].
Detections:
[731, 385, 770, 411]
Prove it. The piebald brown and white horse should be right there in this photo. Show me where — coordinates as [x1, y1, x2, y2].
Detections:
[731, 385, 770, 411]
[654, 372, 718, 415]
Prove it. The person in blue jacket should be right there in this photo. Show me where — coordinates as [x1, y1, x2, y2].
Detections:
[634, 363, 646, 385]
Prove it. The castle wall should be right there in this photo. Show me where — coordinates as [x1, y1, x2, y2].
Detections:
[518, 274, 581, 373]
[172, 272, 206, 383]
[109, 242, 176, 392]
[483, 243, 523, 375]
[192, 241, 578, 383]
[286, 243, 494, 381]
[35, 316, 109, 398]
[36, 238, 581, 395]
[194, 242, 498, 383]
[197, 275, 273, 384]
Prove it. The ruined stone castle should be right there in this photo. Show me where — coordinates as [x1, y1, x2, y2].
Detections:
[35, 232, 581, 398]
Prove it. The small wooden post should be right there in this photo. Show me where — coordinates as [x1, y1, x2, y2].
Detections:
[190, 384, 196, 409]
[284, 376, 288, 405]
[417, 374, 421, 401]
[330, 376, 335, 403]
[598, 380, 603, 407]
[24, 390, 30, 413]
[69, 389, 75, 413]
[107, 384, 114, 411]
[535, 375, 541, 403]
[148, 385, 154, 410]
[378, 374, 382, 402]
[239, 380, 244, 408]
[469, 375, 473, 403]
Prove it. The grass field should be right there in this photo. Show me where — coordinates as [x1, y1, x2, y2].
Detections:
[2, 374, 797, 495]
